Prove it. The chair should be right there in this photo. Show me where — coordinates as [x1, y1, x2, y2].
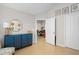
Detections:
[0, 47, 15, 55]
[0, 40, 15, 55]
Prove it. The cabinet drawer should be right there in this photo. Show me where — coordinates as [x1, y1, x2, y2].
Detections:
[4, 35, 15, 47]
[21, 34, 28, 47]
[14, 35, 22, 49]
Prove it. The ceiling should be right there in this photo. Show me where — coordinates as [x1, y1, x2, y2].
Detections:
[1, 3, 58, 16]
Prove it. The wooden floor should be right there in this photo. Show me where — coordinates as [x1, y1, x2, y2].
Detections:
[15, 36, 79, 55]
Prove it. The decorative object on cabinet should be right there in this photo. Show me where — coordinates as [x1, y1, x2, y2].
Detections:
[62, 7, 69, 15]
[4, 34, 32, 49]
[3, 22, 13, 35]
[0, 47, 15, 55]
[71, 3, 79, 12]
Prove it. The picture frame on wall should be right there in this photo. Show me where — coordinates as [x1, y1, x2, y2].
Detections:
[10, 19, 23, 32]
[71, 3, 79, 12]
[62, 7, 69, 15]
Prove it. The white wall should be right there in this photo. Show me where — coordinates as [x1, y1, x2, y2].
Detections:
[35, 11, 50, 20]
[0, 5, 36, 45]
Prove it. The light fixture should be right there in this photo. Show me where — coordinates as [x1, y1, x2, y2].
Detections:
[3, 22, 10, 28]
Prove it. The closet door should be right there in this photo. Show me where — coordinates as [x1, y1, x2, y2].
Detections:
[45, 17, 55, 45]
[65, 12, 79, 50]
[56, 16, 64, 46]
[70, 13, 79, 50]
[64, 14, 71, 47]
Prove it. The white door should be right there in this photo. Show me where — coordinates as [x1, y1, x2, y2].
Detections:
[65, 13, 79, 50]
[45, 17, 55, 45]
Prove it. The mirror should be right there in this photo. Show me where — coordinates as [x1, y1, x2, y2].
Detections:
[9, 19, 22, 32]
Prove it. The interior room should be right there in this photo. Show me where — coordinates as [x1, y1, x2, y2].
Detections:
[0, 3, 79, 55]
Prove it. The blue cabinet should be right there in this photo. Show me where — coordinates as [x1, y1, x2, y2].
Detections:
[14, 35, 22, 49]
[4, 35, 14, 47]
[27, 34, 32, 45]
[22, 34, 28, 47]
[4, 34, 32, 49]
[21, 34, 32, 47]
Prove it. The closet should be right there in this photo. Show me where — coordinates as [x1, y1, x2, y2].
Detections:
[64, 12, 79, 50]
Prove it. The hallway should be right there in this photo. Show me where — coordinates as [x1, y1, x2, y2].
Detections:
[15, 37, 79, 55]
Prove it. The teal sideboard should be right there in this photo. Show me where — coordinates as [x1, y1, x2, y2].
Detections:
[4, 34, 32, 49]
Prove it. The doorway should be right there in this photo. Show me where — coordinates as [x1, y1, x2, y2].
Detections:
[36, 20, 46, 44]
[35, 17, 56, 45]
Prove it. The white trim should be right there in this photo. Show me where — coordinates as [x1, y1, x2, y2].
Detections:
[67, 46, 79, 50]
[34, 19, 38, 44]
[63, 15, 67, 48]
[56, 43, 65, 47]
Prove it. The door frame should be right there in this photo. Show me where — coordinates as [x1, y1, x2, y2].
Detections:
[35, 20, 46, 44]
[34, 17, 56, 45]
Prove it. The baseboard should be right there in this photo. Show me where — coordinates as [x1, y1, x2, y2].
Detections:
[67, 46, 79, 51]
[56, 43, 65, 47]
[33, 40, 37, 44]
